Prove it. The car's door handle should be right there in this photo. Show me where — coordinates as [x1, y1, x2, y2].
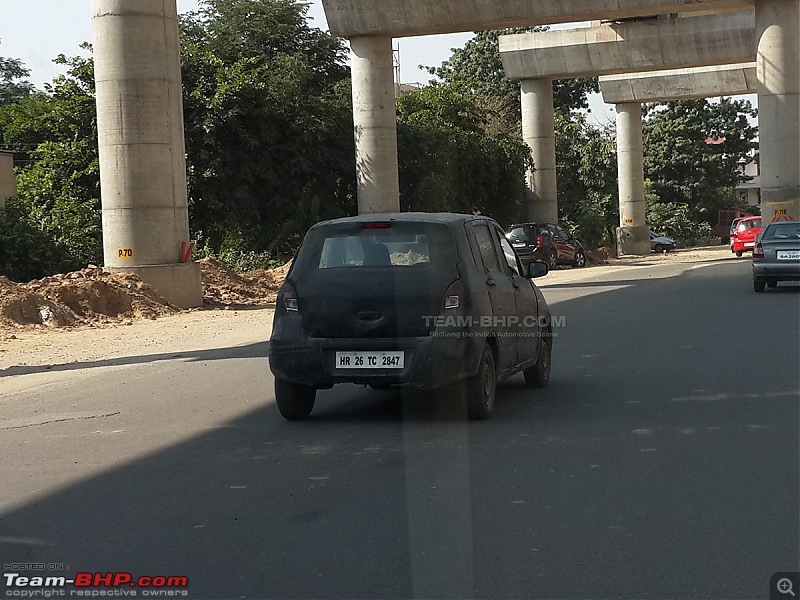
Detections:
[511, 277, 520, 289]
[486, 277, 496, 286]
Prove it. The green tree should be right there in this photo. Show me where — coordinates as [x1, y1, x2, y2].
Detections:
[0, 50, 101, 276]
[424, 29, 598, 114]
[556, 113, 619, 247]
[0, 39, 34, 106]
[643, 98, 758, 223]
[422, 28, 610, 247]
[180, 0, 356, 257]
[396, 84, 528, 226]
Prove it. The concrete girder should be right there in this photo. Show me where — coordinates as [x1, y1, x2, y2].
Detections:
[320, 0, 753, 38]
[500, 12, 756, 81]
[599, 63, 757, 103]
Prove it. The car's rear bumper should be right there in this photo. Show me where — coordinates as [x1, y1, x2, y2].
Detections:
[515, 247, 546, 265]
[753, 261, 800, 280]
[269, 332, 484, 389]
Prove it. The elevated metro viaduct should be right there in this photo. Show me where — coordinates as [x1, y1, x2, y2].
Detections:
[91, 0, 797, 304]
[599, 63, 758, 254]
[499, 12, 757, 254]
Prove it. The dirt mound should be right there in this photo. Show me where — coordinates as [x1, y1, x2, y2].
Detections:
[0, 268, 178, 329]
[199, 258, 289, 307]
[588, 246, 615, 265]
[0, 276, 78, 328]
[0, 258, 291, 330]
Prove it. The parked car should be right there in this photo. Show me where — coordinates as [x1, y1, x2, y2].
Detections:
[650, 231, 676, 253]
[731, 216, 763, 256]
[752, 221, 800, 292]
[269, 213, 553, 420]
[505, 222, 587, 268]
[729, 217, 746, 249]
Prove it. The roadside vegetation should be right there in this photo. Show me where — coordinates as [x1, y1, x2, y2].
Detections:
[1, 0, 759, 281]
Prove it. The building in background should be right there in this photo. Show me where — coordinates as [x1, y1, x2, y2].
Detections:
[736, 155, 761, 207]
[0, 151, 17, 210]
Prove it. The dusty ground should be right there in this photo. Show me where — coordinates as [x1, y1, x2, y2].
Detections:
[0, 246, 734, 374]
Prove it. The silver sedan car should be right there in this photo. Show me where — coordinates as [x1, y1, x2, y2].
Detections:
[752, 222, 800, 292]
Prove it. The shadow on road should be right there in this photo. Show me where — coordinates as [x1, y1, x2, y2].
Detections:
[1, 261, 797, 599]
[0, 341, 269, 377]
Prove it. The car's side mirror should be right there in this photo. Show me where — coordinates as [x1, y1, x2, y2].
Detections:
[527, 261, 549, 279]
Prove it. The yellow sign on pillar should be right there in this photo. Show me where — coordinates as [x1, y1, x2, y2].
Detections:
[765, 199, 799, 223]
[117, 248, 135, 259]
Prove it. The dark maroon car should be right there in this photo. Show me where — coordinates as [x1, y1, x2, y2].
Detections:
[505, 222, 587, 268]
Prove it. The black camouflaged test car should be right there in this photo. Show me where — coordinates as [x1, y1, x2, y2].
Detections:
[268, 213, 553, 420]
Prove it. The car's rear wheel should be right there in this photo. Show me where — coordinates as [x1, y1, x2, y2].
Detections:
[573, 250, 587, 267]
[735, 250, 744, 257]
[275, 378, 316, 420]
[767, 280, 778, 289]
[548, 249, 557, 269]
[654, 244, 664, 253]
[753, 280, 766, 293]
[467, 345, 496, 420]
[524, 333, 552, 388]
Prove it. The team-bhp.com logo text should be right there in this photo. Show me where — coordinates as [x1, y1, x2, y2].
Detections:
[424, 314, 564, 338]
[423, 315, 566, 329]
[4, 572, 189, 597]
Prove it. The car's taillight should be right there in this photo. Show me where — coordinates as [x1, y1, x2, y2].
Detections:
[753, 243, 764, 259]
[281, 283, 299, 312]
[537, 234, 544, 248]
[443, 281, 462, 310]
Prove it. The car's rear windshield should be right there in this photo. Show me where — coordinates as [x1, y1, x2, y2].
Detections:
[762, 223, 800, 240]
[506, 225, 536, 243]
[738, 219, 762, 230]
[296, 222, 457, 270]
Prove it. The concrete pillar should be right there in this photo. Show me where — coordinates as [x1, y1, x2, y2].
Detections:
[521, 79, 558, 222]
[755, 0, 800, 224]
[615, 102, 651, 255]
[0, 151, 16, 210]
[91, 0, 201, 308]
[350, 36, 400, 214]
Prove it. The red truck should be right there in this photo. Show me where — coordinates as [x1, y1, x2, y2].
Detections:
[713, 209, 754, 244]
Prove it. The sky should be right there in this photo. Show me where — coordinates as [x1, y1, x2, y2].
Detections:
[0, 0, 470, 89]
[0, 0, 624, 126]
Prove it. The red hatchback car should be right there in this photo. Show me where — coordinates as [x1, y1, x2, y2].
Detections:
[731, 216, 763, 257]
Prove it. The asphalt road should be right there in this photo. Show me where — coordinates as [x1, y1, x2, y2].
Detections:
[1, 259, 798, 599]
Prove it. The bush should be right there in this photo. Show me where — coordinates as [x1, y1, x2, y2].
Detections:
[646, 198, 714, 248]
[0, 197, 77, 281]
[193, 230, 288, 272]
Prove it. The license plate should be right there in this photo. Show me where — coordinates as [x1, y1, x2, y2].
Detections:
[744, 242, 755, 247]
[777, 250, 800, 260]
[512, 243, 526, 248]
[335, 351, 404, 369]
